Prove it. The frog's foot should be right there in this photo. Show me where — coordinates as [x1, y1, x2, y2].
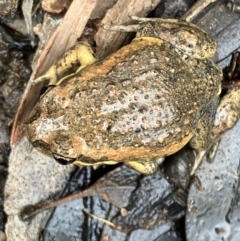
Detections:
[32, 42, 97, 86]
[206, 141, 220, 163]
[100, 17, 177, 33]
[100, 15, 165, 33]
[126, 157, 164, 174]
[100, 15, 162, 32]
[190, 150, 206, 175]
[191, 140, 221, 175]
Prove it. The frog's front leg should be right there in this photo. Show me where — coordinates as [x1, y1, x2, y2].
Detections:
[32, 42, 97, 86]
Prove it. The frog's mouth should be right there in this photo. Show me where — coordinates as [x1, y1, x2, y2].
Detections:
[52, 151, 119, 167]
[52, 153, 76, 165]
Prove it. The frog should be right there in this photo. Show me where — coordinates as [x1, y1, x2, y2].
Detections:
[24, 17, 240, 175]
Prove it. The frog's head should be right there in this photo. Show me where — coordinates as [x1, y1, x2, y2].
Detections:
[25, 100, 87, 165]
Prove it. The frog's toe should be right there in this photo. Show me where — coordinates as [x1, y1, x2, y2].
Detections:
[206, 141, 220, 163]
[190, 150, 206, 175]
[127, 157, 164, 174]
[191, 140, 221, 175]
[101, 23, 141, 32]
[128, 15, 150, 22]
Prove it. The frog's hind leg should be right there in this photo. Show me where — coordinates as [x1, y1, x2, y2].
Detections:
[190, 89, 240, 175]
[32, 42, 97, 86]
[189, 98, 220, 175]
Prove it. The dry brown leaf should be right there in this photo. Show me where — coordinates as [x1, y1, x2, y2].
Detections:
[95, 0, 162, 59]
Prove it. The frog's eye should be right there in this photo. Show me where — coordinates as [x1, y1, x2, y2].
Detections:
[52, 153, 76, 165]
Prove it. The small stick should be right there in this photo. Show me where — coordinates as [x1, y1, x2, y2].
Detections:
[222, 79, 240, 89]
[20, 189, 93, 221]
[83, 209, 118, 229]
[181, 0, 218, 22]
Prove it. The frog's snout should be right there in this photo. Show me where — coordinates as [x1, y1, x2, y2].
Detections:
[25, 105, 54, 155]
[25, 106, 42, 143]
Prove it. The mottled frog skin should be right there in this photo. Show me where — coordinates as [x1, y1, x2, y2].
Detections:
[26, 18, 229, 174]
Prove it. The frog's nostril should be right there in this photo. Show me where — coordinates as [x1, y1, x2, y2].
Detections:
[52, 153, 76, 165]
[32, 140, 50, 151]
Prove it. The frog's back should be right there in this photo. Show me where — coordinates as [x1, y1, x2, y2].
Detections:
[33, 38, 221, 162]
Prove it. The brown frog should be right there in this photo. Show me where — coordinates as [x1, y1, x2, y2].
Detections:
[25, 18, 240, 174]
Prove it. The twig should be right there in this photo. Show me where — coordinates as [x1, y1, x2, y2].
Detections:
[181, 0, 218, 22]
